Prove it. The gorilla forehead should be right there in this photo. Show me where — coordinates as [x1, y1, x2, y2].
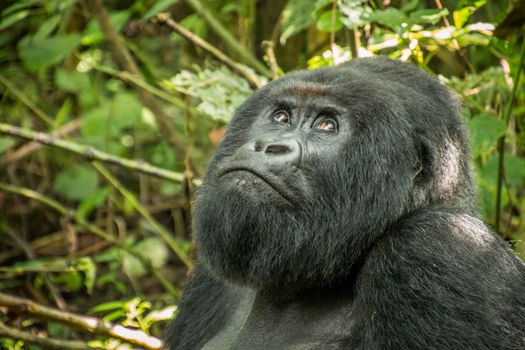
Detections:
[257, 67, 394, 108]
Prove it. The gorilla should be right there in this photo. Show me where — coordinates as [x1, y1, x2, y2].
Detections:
[168, 58, 525, 349]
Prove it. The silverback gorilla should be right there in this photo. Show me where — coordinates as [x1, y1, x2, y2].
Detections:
[168, 58, 525, 349]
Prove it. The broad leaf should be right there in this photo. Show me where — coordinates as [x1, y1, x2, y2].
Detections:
[18, 34, 80, 71]
[467, 113, 506, 157]
[53, 164, 100, 201]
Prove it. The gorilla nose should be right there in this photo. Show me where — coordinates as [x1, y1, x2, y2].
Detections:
[249, 137, 302, 167]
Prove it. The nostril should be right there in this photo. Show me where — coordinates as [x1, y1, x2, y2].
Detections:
[254, 141, 263, 152]
[265, 144, 292, 154]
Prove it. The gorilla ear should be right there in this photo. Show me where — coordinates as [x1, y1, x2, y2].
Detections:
[414, 134, 434, 186]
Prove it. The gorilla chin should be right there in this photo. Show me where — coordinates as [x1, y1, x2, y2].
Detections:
[168, 57, 525, 350]
[219, 167, 297, 205]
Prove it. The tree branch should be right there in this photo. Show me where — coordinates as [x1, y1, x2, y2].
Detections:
[0, 122, 195, 184]
[155, 13, 263, 89]
[0, 293, 164, 350]
[0, 321, 91, 350]
[182, 0, 272, 77]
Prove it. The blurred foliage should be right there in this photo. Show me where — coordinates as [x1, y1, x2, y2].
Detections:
[0, 0, 524, 348]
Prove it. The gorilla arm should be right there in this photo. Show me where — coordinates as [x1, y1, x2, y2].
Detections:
[351, 208, 525, 350]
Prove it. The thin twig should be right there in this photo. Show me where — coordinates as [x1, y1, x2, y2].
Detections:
[155, 13, 262, 89]
[495, 27, 525, 233]
[0, 293, 163, 349]
[0, 182, 179, 297]
[0, 122, 191, 184]
[0, 321, 92, 350]
[182, 0, 271, 77]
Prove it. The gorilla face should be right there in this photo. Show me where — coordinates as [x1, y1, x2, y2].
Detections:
[194, 58, 475, 295]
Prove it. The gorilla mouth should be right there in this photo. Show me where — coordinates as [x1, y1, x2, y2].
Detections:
[219, 167, 295, 205]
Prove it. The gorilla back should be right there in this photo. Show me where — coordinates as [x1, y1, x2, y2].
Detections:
[168, 58, 525, 350]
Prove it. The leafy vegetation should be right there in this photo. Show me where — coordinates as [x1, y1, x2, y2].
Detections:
[0, 0, 523, 348]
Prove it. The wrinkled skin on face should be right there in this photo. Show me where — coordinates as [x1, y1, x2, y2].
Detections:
[194, 58, 476, 295]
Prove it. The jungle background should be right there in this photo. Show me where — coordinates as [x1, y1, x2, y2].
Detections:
[0, 0, 524, 348]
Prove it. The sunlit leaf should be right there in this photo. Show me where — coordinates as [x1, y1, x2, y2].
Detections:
[165, 66, 253, 122]
[338, 0, 371, 29]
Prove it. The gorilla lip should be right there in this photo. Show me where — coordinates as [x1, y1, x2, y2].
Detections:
[219, 166, 295, 205]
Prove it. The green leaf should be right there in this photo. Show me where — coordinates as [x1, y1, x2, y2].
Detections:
[502, 154, 525, 187]
[280, 0, 317, 43]
[0, 9, 31, 31]
[316, 10, 343, 33]
[151, 141, 178, 169]
[338, 0, 371, 30]
[1, 0, 41, 17]
[76, 186, 111, 220]
[143, 0, 178, 21]
[81, 10, 130, 46]
[370, 8, 408, 31]
[51, 272, 83, 291]
[34, 15, 60, 40]
[165, 66, 252, 122]
[0, 137, 15, 154]
[90, 300, 125, 313]
[409, 8, 449, 25]
[53, 164, 100, 201]
[401, 0, 420, 13]
[109, 92, 143, 131]
[78, 257, 96, 293]
[476, 154, 520, 216]
[18, 34, 80, 71]
[467, 113, 506, 157]
[123, 238, 169, 277]
[55, 69, 91, 93]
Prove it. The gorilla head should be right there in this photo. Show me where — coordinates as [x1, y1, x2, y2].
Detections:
[194, 58, 476, 295]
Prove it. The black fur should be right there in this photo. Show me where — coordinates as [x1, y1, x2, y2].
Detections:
[168, 58, 525, 349]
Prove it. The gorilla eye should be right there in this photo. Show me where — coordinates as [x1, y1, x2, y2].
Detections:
[314, 118, 338, 133]
[272, 110, 291, 125]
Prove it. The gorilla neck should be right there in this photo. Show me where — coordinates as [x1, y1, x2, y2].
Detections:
[195, 194, 379, 297]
